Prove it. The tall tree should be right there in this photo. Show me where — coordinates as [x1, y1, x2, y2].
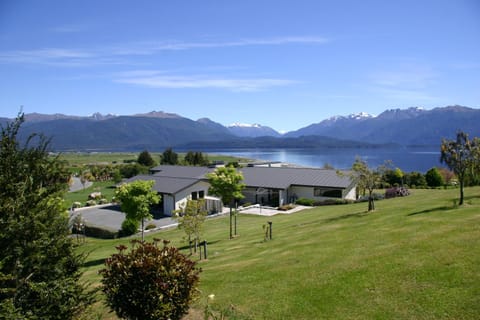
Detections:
[115, 180, 160, 240]
[440, 131, 479, 205]
[206, 166, 245, 239]
[160, 147, 178, 165]
[137, 149, 155, 167]
[0, 114, 92, 319]
[351, 157, 383, 211]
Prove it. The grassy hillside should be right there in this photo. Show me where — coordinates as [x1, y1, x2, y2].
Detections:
[79, 187, 480, 319]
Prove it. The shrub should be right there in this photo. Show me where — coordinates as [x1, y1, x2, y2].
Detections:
[313, 199, 353, 206]
[278, 204, 296, 211]
[84, 224, 118, 239]
[120, 218, 139, 237]
[98, 198, 109, 204]
[357, 193, 385, 202]
[100, 240, 201, 320]
[85, 199, 97, 207]
[145, 223, 157, 230]
[385, 187, 410, 199]
[295, 198, 315, 206]
[72, 201, 82, 209]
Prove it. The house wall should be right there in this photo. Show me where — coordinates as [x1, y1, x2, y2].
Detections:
[174, 181, 211, 214]
[163, 194, 175, 217]
[344, 186, 356, 200]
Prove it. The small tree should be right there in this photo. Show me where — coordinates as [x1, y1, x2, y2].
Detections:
[175, 199, 207, 253]
[184, 151, 195, 165]
[425, 167, 445, 187]
[160, 147, 178, 165]
[440, 131, 479, 205]
[115, 180, 160, 240]
[100, 240, 201, 320]
[137, 150, 155, 167]
[351, 157, 383, 211]
[404, 171, 427, 188]
[80, 169, 93, 189]
[207, 166, 245, 239]
[383, 167, 404, 187]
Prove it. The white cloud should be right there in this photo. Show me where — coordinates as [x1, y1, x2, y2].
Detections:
[0, 36, 329, 66]
[114, 70, 297, 91]
[370, 65, 437, 89]
[367, 64, 440, 102]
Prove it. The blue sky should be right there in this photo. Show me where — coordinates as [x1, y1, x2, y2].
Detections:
[1, 0, 479, 132]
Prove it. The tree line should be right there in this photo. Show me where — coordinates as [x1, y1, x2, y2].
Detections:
[353, 131, 480, 210]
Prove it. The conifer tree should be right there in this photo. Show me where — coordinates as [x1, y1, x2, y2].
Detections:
[0, 114, 93, 319]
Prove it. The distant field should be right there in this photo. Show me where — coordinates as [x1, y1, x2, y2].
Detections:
[78, 187, 480, 319]
[56, 151, 250, 167]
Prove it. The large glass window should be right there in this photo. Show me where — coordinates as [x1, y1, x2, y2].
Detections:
[313, 188, 342, 198]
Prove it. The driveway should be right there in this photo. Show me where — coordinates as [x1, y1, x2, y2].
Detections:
[71, 204, 177, 231]
[69, 177, 93, 192]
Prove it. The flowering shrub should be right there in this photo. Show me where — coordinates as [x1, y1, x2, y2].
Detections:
[100, 240, 201, 320]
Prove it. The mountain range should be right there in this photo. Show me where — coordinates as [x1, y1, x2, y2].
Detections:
[2, 106, 479, 151]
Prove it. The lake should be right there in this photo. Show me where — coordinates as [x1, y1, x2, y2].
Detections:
[206, 147, 442, 173]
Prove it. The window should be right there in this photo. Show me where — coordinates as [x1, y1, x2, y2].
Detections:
[191, 191, 198, 200]
[313, 188, 342, 198]
[199, 190, 205, 198]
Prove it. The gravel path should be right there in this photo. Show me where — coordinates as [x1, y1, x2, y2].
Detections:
[69, 177, 93, 192]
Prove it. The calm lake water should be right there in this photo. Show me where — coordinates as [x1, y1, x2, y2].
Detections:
[207, 147, 441, 173]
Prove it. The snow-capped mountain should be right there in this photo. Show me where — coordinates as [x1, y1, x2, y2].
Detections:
[227, 123, 281, 137]
[286, 105, 480, 145]
[376, 107, 425, 120]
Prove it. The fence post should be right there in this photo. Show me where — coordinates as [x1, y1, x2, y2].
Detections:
[268, 221, 272, 240]
[203, 240, 208, 260]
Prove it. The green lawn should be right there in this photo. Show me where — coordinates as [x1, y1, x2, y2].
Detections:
[65, 181, 117, 208]
[79, 187, 480, 319]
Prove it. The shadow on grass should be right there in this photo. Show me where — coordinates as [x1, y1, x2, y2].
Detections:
[83, 258, 106, 268]
[408, 205, 454, 216]
[323, 211, 369, 223]
[294, 211, 368, 228]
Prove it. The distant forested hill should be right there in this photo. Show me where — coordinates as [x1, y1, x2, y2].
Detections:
[4, 105, 479, 151]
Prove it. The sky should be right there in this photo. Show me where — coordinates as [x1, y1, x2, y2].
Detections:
[0, 0, 479, 133]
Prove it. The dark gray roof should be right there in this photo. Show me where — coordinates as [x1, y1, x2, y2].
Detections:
[150, 165, 215, 179]
[134, 165, 353, 194]
[239, 167, 352, 189]
[126, 174, 202, 194]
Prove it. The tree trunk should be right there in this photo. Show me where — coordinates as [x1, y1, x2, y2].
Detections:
[459, 179, 464, 205]
[229, 205, 233, 239]
[234, 210, 237, 236]
[368, 190, 375, 211]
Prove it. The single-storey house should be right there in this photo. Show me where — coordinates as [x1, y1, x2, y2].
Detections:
[126, 165, 356, 217]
